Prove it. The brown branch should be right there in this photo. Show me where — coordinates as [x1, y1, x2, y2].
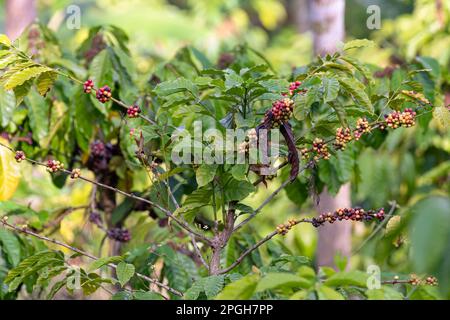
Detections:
[0, 218, 183, 297]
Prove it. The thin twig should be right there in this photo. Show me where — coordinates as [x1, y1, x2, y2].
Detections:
[0, 219, 183, 297]
[352, 201, 397, 254]
[219, 218, 314, 274]
[0, 142, 211, 245]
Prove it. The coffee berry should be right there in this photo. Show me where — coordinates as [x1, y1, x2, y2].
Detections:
[46, 159, 64, 173]
[83, 79, 94, 93]
[334, 127, 352, 150]
[127, 105, 141, 118]
[312, 207, 385, 227]
[354, 118, 370, 140]
[107, 227, 131, 242]
[384, 108, 416, 129]
[96, 85, 112, 103]
[15, 151, 26, 163]
[312, 138, 330, 161]
[70, 168, 81, 179]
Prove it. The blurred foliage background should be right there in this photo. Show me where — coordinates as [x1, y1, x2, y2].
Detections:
[0, 0, 449, 300]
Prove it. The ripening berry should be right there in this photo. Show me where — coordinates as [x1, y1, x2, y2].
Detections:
[401, 90, 430, 105]
[127, 105, 141, 118]
[83, 79, 94, 93]
[46, 159, 64, 173]
[264, 98, 294, 127]
[334, 127, 352, 150]
[70, 168, 81, 179]
[312, 207, 385, 227]
[384, 108, 416, 129]
[96, 85, 112, 103]
[15, 151, 26, 163]
[425, 276, 438, 286]
[90, 140, 106, 158]
[312, 138, 330, 160]
[288, 81, 307, 96]
[107, 228, 131, 242]
[354, 118, 370, 140]
[409, 274, 421, 286]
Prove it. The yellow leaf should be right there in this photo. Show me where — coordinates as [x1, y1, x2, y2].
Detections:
[0, 138, 21, 200]
[433, 106, 450, 131]
[0, 34, 11, 46]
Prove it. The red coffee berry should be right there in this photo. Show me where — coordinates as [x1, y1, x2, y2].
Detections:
[424, 276, 438, 286]
[83, 79, 94, 93]
[96, 85, 112, 103]
[288, 81, 306, 96]
[107, 228, 131, 242]
[90, 140, 106, 158]
[15, 151, 26, 163]
[127, 105, 141, 118]
[46, 159, 64, 173]
[266, 98, 294, 127]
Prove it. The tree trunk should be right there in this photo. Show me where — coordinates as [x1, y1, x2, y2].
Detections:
[309, 0, 345, 56]
[289, 0, 311, 33]
[5, 0, 36, 40]
[308, 0, 352, 269]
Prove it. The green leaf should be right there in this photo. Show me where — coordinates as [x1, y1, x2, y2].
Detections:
[47, 279, 67, 300]
[87, 256, 123, 272]
[0, 87, 15, 126]
[184, 279, 205, 300]
[154, 78, 198, 97]
[223, 178, 255, 202]
[4, 66, 51, 90]
[224, 69, 244, 90]
[410, 196, 450, 274]
[89, 49, 113, 87]
[338, 77, 373, 113]
[343, 39, 374, 51]
[366, 287, 404, 300]
[322, 77, 339, 102]
[204, 275, 225, 299]
[13, 79, 32, 106]
[230, 164, 248, 181]
[324, 271, 369, 287]
[256, 273, 312, 292]
[133, 291, 164, 300]
[316, 285, 345, 300]
[36, 71, 57, 96]
[0, 228, 21, 266]
[196, 164, 218, 187]
[215, 274, 259, 300]
[116, 262, 135, 287]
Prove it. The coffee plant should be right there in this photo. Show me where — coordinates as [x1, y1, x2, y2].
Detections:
[0, 24, 448, 300]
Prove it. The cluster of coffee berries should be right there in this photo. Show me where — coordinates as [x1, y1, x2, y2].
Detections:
[276, 218, 297, 235]
[91, 140, 106, 158]
[424, 276, 438, 286]
[96, 85, 112, 103]
[83, 79, 94, 93]
[46, 159, 64, 173]
[312, 138, 330, 161]
[286, 81, 307, 96]
[334, 127, 352, 150]
[401, 90, 430, 105]
[383, 108, 416, 129]
[354, 118, 371, 140]
[14, 151, 26, 163]
[70, 168, 81, 179]
[311, 207, 385, 227]
[127, 105, 141, 118]
[107, 227, 131, 242]
[238, 129, 258, 154]
[269, 98, 294, 126]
